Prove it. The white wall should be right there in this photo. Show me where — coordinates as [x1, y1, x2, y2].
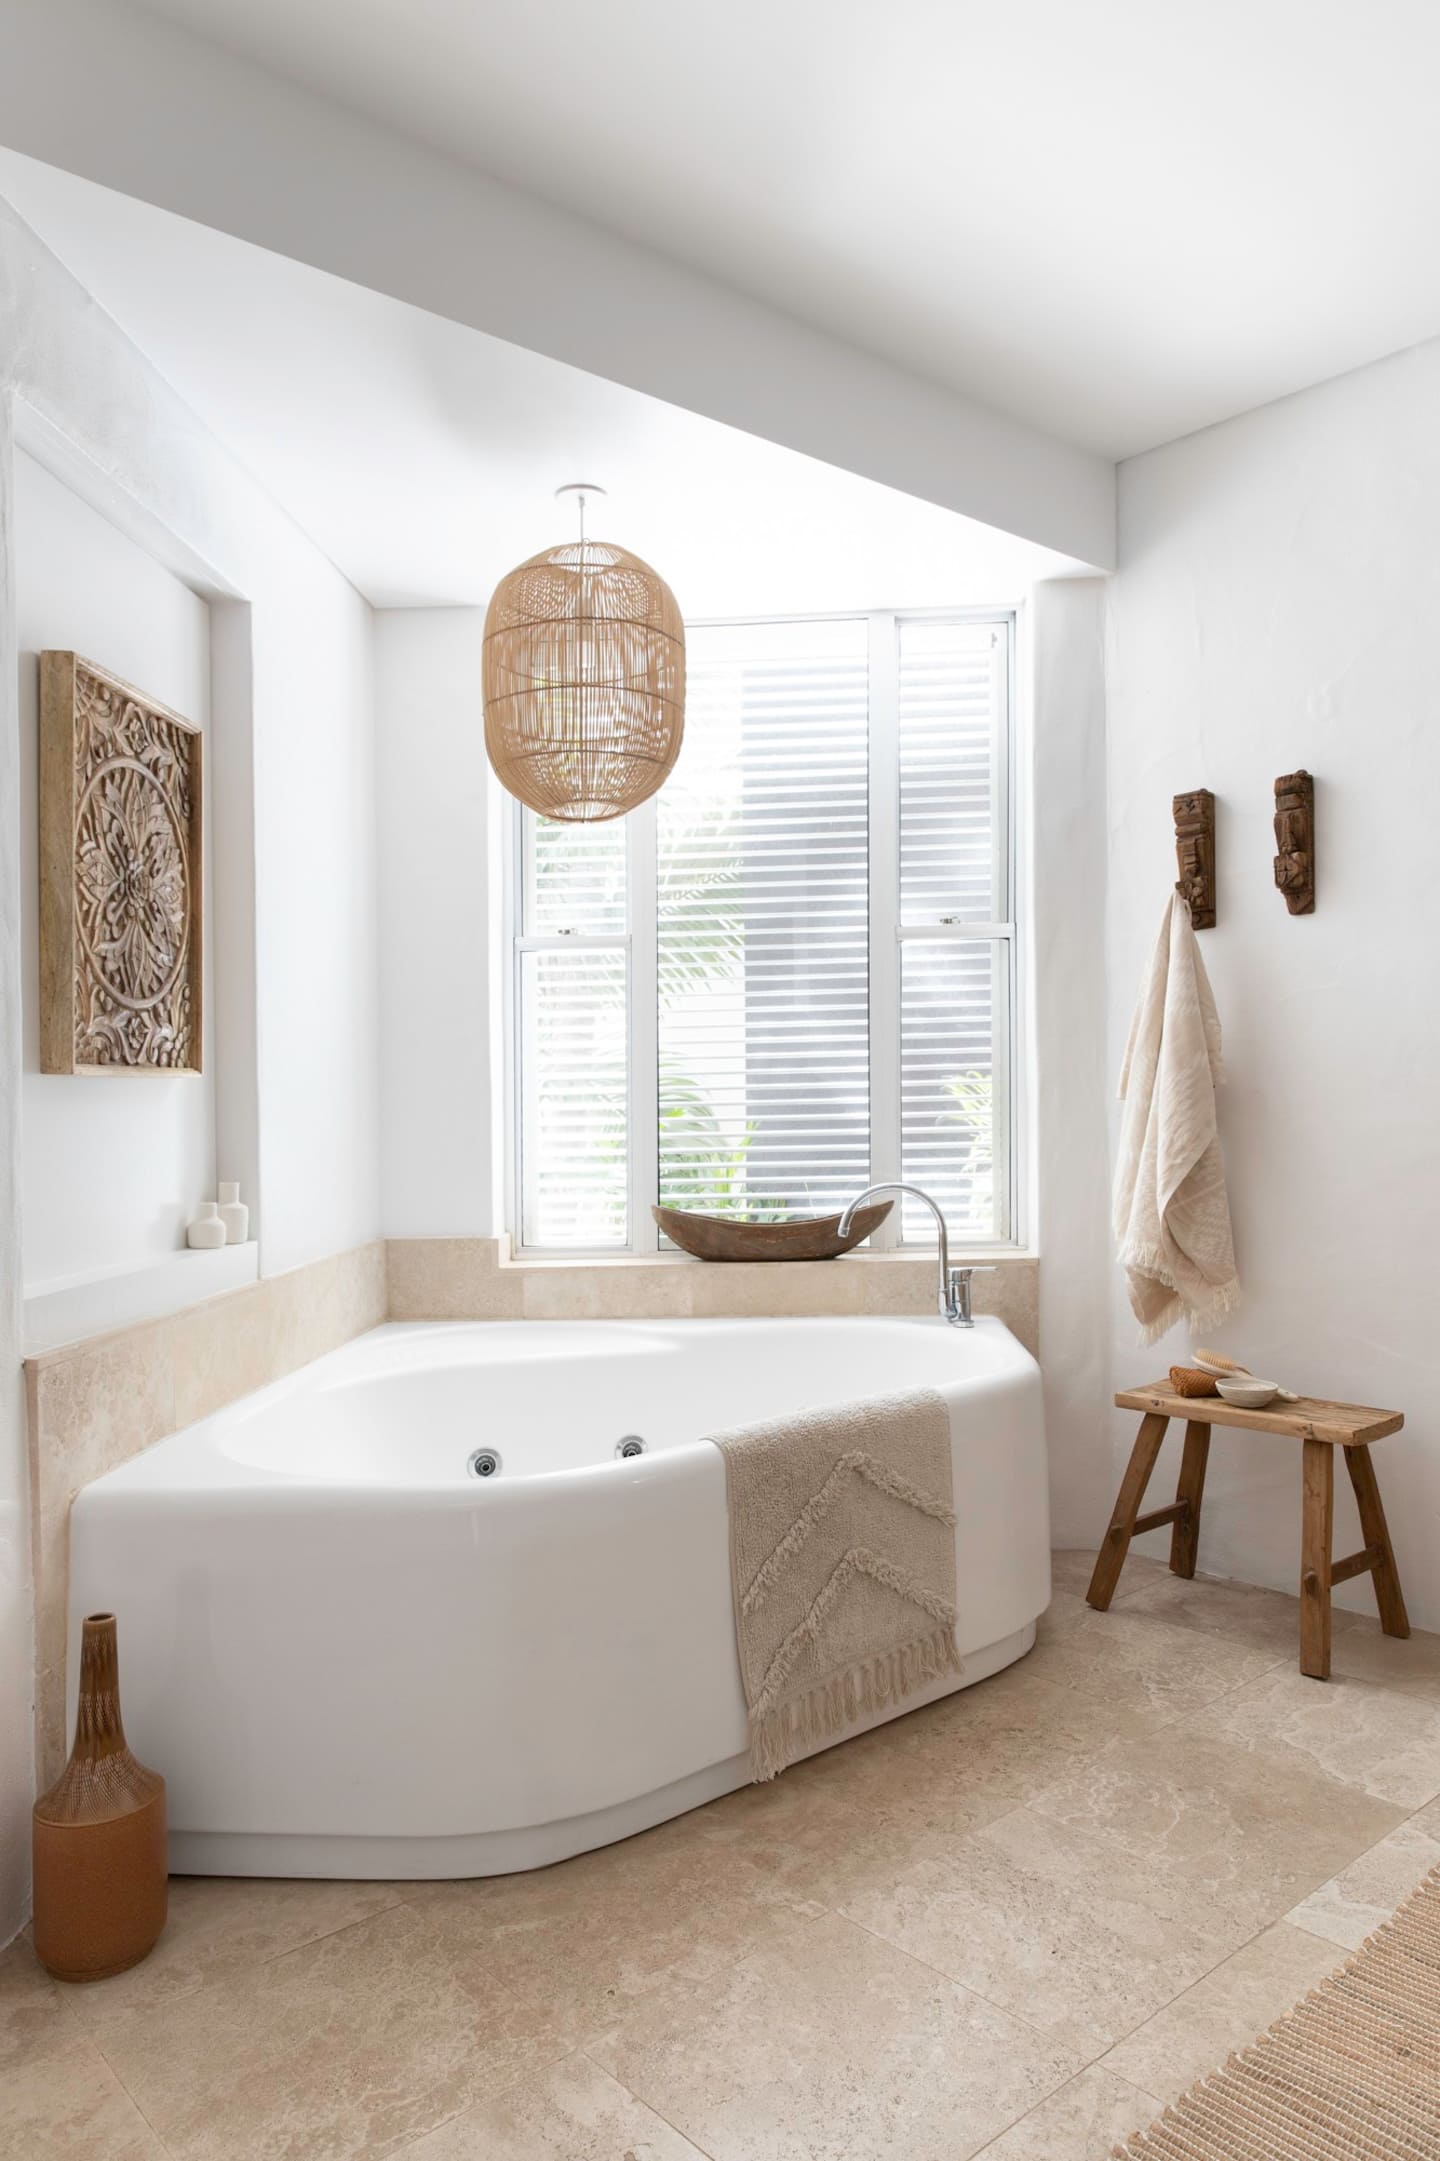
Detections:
[1028, 579, 1112, 1544]
[1106, 337, 1440, 1627]
[375, 609, 497, 1237]
[16, 450, 215, 1287]
[0, 0, 1114, 574]
[0, 359, 29, 1949]
[0, 194, 383, 1937]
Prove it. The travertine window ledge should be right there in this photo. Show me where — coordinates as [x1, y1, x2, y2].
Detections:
[387, 1237, 1038, 1349]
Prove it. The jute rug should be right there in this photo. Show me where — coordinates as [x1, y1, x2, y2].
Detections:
[1118, 1865, 1440, 2159]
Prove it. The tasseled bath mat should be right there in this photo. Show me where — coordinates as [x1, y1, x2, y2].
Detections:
[1118, 1865, 1440, 2160]
[711, 1389, 962, 1781]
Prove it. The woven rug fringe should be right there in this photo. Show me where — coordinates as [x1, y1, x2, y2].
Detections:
[1116, 1864, 1440, 2160]
[749, 1624, 962, 1782]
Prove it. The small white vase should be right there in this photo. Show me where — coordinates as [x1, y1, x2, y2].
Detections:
[217, 1182, 249, 1246]
[186, 1203, 226, 1251]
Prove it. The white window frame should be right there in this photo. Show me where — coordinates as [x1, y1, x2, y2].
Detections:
[504, 606, 1019, 1257]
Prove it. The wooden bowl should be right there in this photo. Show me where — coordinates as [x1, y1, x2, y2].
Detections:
[652, 1200, 893, 1262]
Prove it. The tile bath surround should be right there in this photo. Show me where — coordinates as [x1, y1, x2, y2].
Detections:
[23, 1238, 1038, 1784]
[386, 1237, 1039, 1343]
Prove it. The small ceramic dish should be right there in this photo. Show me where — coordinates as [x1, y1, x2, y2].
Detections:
[1216, 1376, 1280, 1409]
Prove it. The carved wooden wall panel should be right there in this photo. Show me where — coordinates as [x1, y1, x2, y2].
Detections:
[39, 652, 203, 1075]
[1274, 769, 1315, 914]
[1173, 787, 1216, 929]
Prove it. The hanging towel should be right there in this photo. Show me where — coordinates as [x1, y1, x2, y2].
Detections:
[712, 1390, 963, 1781]
[1114, 891, 1240, 1344]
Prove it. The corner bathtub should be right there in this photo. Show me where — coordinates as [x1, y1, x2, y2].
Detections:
[69, 1316, 1050, 1878]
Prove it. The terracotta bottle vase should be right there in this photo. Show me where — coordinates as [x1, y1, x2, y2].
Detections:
[32, 1613, 167, 1982]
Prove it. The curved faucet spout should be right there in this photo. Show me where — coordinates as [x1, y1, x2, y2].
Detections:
[836, 1181, 964, 1324]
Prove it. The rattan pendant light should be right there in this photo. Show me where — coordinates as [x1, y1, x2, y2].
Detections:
[483, 484, 685, 822]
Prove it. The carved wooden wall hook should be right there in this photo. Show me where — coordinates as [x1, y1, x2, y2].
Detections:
[1173, 789, 1215, 929]
[1274, 770, 1315, 914]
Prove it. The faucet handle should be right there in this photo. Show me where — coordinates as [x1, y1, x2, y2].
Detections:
[944, 1263, 996, 1328]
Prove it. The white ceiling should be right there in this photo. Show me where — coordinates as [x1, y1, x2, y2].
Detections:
[129, 0, 1440, 460]
[0, 149, 1082, 610]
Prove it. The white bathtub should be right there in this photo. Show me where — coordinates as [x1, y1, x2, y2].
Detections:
[68, 1315, 1050, 1878]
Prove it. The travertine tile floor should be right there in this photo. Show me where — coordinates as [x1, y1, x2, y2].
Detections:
[6, 1548, 1440, 2160]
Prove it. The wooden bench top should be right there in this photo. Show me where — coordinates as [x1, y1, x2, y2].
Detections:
[1116, 1383, 1404, 1447]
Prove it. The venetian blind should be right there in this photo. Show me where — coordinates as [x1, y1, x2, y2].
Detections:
[896, 617, 1008, 1240]
[657, 618, 871, 1220]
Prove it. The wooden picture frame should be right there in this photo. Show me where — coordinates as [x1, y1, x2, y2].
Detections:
[39, 651, 204, 1075]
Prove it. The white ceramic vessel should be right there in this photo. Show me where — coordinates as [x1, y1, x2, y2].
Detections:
[185, 1202, 226, 1250]
[217, 1181, 249, 1245]
[69, 1316, 1051, 1879]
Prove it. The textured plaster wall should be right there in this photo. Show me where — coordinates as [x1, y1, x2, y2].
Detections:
[1106, 337, 1440, 1627]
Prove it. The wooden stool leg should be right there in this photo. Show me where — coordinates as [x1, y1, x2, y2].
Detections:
[1170, 1421, 1210, 1579]
[1300, 1438, 1334, 1680]
[1344, 1445, 1410, 1639]
[1087, 1414, 1169, 1611]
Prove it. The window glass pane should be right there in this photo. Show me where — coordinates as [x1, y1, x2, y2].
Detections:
[520, 947, 627, 1246]
[899, 618, 1003, 924]
[899, 939, 1004, 1239]
[526, 813, 626, 936]
[657, 619, 870, 1219]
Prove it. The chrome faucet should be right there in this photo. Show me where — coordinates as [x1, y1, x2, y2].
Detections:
[835, 1182, 993, 1327]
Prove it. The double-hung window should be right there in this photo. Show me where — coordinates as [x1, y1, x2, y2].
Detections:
[509, 610, 1015, 1253]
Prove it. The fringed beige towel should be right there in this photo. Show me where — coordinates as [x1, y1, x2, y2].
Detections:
[712, 1390, 962, 1781]
[1114, 891, 1241, 1345]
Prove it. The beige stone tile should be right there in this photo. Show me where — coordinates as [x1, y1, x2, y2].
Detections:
[387, 1237, 523, 1321]
[1111, 1569, 1329, 1659]
[1022, 1602, 1284, 1718]
[408, 1810, 821, 2022]
[0, 1933, 76, 2074]
[685, 1258, 868, 1318]
[1328, 1614, 1440, 1698]
[1285, 1816, 1440, 1950]
[1101, 1922, 1343, 2104]
[1028, 1725, 1404, 1931]
[401, 2051, 707, 2159]
[588, 1910, 1084, 2161]
[1049, 1547, 1171, 1600]
[980, 1262, 1039, 1358]
[1, 2031, 167, 2158]
[838, 1811, 1230, 2053]
[62, 1874, 405, 2029]
[95, 1901, 566, 2161]
[28, 1322, 176, 1782]
[1187, 1666, 1440, 1809]
[848, 1255, 942, 1316]
[784, 1663, 1170, 1839]
[854, 1255, 1039, 1349]
[972, 2066, 1163, 2160]
[520, 1262, 694, 1321]
[270, 1241, 388, 1369]
[668, 1774, 974, 1910]
[807, 1662, 1171, 1830]
[169, 1279, 279, 1428]
[976, 1804, 1252, 1944]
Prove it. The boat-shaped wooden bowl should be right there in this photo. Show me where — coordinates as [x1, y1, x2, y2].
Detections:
[652, 1199, 893, 1262]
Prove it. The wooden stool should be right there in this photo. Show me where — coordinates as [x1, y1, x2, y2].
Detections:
[1087, 1382, 1408, 1680]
